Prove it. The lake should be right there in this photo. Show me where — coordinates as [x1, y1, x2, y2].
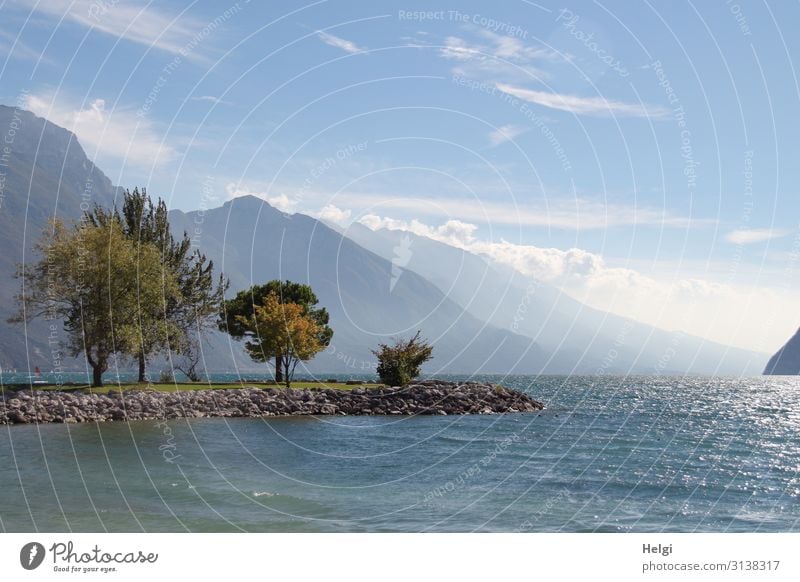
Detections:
[1, 375, 798, 532]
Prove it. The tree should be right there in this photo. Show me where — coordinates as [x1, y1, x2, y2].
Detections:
[219, 280, 332, 382]
[12, 217, 180, 387]
[372, 331, 433, 387]
[232, 293, 325, 387]
[88, 188, 227, 382]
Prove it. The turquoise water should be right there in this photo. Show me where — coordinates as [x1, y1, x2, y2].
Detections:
[1, 376, 799, 532]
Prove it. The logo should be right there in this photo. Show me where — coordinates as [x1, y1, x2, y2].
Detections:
[20, 542, 46, 570]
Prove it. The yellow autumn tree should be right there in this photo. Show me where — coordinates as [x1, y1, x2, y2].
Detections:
[235, 292, 324, 387]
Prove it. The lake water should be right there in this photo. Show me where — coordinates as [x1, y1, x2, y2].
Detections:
[1, 376, 799, 532]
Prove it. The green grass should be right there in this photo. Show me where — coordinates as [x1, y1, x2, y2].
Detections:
[11, 381, 383, 395]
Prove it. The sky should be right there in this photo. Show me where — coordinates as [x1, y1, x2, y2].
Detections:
[1, 0, 799, 354]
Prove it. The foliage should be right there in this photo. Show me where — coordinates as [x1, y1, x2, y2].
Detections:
[219, 280, 332, 382]
[159, 369, 175, 384]
[233, 293, 325, 386]
[13, 218, 180, 386]
[87, 188, 228, 381]
[372, 331, 433, 386]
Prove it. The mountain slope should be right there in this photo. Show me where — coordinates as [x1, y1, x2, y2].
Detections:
[0, 105, 118, 371]
[0, 104, 768, 378]
[764, 329, 800, 375]
[342, 222, 768, 375]
[169, 196, 559, 375]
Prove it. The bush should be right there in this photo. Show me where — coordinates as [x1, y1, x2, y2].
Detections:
[372, 331, 433, 386]
[158, 369, 175, 384]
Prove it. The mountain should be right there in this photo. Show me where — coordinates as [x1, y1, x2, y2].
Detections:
[168, 196, 559, 375]
[0, 104, 769, 378]
[342, 222, 768, 375]
[764, 329, 800, 374]
[0, 105, 118, 371]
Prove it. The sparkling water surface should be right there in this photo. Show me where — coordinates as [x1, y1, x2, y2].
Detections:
[1, 376, 799, 532]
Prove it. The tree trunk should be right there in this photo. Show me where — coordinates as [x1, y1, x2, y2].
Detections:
[138, 353, 147, 383]
[274, 354, 283, 383]
[92, 365, 104, 387]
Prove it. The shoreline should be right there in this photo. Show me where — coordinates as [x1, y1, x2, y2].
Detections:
[0, 380, 544, 425]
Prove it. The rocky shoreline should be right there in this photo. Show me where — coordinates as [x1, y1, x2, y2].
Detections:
[0, 381, 544, 425]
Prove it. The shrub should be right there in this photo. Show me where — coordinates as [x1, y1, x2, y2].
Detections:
[158, 369, 175, 384]
[372, 331, 433, 386]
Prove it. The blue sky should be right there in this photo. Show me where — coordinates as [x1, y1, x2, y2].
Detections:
[1, 0, 799, 352]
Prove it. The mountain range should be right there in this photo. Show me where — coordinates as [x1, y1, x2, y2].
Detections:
[0, 105, 778, 377]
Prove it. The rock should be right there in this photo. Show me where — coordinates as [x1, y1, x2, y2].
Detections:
[0, 382, 543, 424]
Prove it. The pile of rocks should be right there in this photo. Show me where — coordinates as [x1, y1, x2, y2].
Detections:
[0, 380, 543, 425]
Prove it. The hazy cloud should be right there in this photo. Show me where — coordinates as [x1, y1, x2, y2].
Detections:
[189, 95, 232, 106]
[439, 31, 549, 81]
[24, 93, 175, 168]
[725, 228, 788, 245]
[313, 204, 352, 226]
[317, 31, 364, 54]
[488, 124, 527, 147]
[340, 193, 711, 231]
[496, 83, 669, 118]
[357, 213, 791, 352]
[225, 183, 297, 213]
[16, 0, 213, 59]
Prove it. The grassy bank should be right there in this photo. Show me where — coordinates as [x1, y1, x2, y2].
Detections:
[3, 381, 383, 395]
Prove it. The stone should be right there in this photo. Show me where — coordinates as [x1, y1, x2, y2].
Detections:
[0, 382, 543, 424]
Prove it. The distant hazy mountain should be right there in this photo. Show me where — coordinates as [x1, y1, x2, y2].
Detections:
[343, 222, 768, 375]
[168, 196, 560, 375]
[0, 105, 118, 372]
[0, 104, 769, 378]
[764, 329, 800, 374]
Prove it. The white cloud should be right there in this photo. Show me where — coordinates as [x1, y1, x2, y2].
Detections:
[725, 228, 788, 245]
[190, 95, 232, 106]
[313, 204, 352, 226]
[16, 0, 212, 58]
[496, 83, 669, 118]
[225, 183, 297, 213]
[339, 193, 711, 230]
[24, 93, 175, 168]
[355, 212, 796, 352]
[0, 29, 47, 62]
[439, 32, 549, 81]
[317, 31, 364, 54]
[360, 215, 478, 247]
[440, 31, 552, 64]
[488, 124, 527, 147]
